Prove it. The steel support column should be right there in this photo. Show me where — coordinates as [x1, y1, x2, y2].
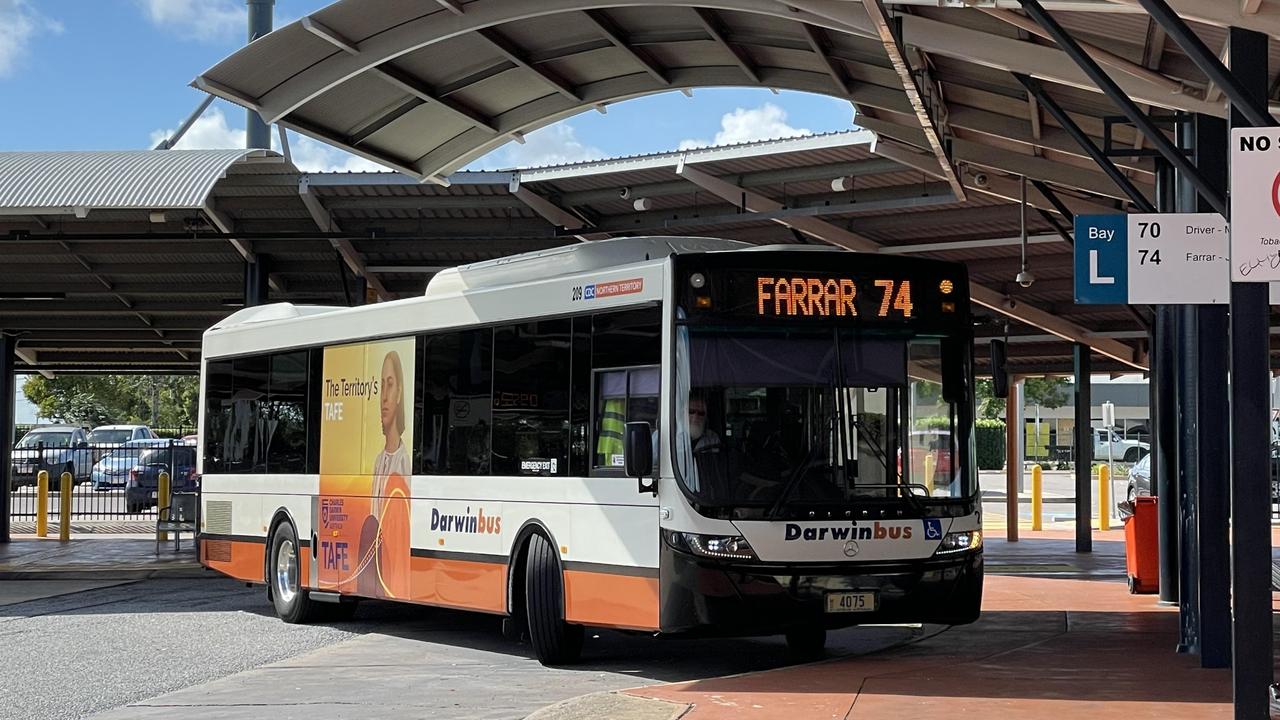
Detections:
[1191, 112, 1231, 669]
[1073, 343, 1092, 553]
[1226, 27, 1273, 718]
[0, 335, 14, 543]
[243, 257, 269, 308]
[1153, 153, 1179, 606]
[246, 0, 275, 150]
[1006, 376, 1021, 542]
[1173, 117, 1200, 655]
[1017, 0, 1226, 215]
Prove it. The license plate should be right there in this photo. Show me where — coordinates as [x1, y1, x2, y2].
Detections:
[825, 591, 876, 613]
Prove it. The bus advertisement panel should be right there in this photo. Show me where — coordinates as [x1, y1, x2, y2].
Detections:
[318, 337, 415, 600]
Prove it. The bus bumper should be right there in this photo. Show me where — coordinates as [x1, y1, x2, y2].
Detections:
[658, 545, 983, 635]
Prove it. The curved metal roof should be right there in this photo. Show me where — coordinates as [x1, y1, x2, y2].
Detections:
[193, 0, 1261, 183]
[0, 149, 292, 213]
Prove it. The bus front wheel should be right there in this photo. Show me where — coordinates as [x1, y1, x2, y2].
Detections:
[269, 523, 322, 624]
[524, 533, 583, 665]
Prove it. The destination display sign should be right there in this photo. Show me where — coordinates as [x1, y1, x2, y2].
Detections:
[683, 269, 964, 326]
[1075, 213, 1230, 304]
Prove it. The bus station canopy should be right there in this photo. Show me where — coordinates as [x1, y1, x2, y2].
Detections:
[0, 133, 1147, 377]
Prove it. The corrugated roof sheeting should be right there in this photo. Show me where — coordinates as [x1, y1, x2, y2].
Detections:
[0, 150, 294, 210]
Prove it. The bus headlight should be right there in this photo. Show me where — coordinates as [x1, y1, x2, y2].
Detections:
[936, 530, 982, 554]
[664, 530, 757, 561]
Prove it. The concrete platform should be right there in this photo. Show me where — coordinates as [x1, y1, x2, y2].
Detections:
[0, 534, 204, 579]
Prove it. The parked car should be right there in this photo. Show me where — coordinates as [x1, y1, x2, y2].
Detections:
[10, 426, 91, 490]
[1094, 427, 1149, 463]
[87, 424, 156, 460]
[125, 445, 198, 513]
[180, 434, 199, 446]
[1124, 452, 1152, 502]
[90, 438, 170, 491]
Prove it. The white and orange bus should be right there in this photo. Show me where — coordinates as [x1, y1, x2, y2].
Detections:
[197, 236, 984, 664]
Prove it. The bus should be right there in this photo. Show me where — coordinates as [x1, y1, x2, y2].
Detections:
[196, 236, 984, 664]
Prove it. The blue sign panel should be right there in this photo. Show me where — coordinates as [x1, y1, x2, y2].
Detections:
[1074, 214, 1129, 304]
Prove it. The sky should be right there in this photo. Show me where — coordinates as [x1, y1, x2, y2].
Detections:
[0, 0, 860, 169]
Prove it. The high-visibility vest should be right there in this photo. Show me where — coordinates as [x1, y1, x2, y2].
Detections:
[596, 397, 626, 468]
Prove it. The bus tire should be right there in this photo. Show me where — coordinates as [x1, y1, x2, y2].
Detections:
[524, 533, 583, 665]
[269, 523, 322, 624]
[784, 625, 826, 660]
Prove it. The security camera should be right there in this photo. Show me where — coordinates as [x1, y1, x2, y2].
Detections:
[973, 172, 990, 188]
[619, 187, 632, 200]
[1015, 269, 1036, 288]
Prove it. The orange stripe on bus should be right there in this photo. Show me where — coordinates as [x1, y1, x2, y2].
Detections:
[563, 570, 659, 631]
[201, 538, 265, 583]
[408, 555, 507, 614]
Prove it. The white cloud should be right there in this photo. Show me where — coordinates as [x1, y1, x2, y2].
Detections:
[148, 106, 395, 172]
[0, 1, 62, 78]
[149, 107, 244, 149]
[287, 134, 392, 173]
[486, 123, 606, 169]
[137, 0, 245, 41]
[679, 102, 811, 150]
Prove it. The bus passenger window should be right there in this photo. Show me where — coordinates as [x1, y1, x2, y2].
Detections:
[593, 366, 659, 471]
[492, 321, 571, 477]
[421, 329, 493, 476]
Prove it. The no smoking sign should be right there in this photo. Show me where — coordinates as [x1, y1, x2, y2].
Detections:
[1230, 128, 1280, 282]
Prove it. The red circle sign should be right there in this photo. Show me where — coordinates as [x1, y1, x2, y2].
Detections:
[1272, 170, 1280, 218]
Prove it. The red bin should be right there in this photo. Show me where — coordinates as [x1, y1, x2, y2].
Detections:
[1124, 496, 1159, 594]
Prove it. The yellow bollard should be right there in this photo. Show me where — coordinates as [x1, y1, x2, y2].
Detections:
[922, 453, 936, 496]
[1098, 464, 1111, 531]
[36, 470, 48, 538]
[58, 471, 72, 542]
[1031, 464, 1043, 531]
[157, 471, 171, 543]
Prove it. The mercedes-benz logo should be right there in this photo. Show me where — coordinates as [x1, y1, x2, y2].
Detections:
[843, 540, 860, 557]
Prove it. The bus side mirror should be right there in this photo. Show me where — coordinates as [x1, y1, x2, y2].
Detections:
[624, 422, 657, 495]
[989, 339, 1010, 399]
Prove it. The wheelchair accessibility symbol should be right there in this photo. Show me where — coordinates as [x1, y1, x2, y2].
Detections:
[923, 518, 943, 541]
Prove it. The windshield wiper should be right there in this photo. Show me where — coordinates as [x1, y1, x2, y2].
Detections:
[765, 436, 825, 520]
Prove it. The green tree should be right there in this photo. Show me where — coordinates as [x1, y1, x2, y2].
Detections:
[975, 379, 1006, 419]
[24, 375, 198, 428]
[1023, 377, 1070, 409]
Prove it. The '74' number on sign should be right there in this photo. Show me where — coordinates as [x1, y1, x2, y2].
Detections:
[1137, 249, 1163, 265]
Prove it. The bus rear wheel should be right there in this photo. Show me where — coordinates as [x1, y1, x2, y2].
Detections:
[269, 523, 322, 624]
[524, 533, 583, 665]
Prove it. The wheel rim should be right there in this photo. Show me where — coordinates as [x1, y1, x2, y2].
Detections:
[275, 538, 298, 605]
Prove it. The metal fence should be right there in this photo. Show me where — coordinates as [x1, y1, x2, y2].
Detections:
[8, 440, 197, 521]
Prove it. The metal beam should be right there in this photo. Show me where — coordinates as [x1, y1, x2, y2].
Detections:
[14, 348, 53, 379]
[861, 116, 1150, 202]
[1015, 73, 1157, 212]
[860, 0, 965, 201]
[582, 10, 669, 85]
[1016, 0, 1227, 215]
[475, 27, 582, 102]
[677, 161, 1140, 368]
[979, 8, 1193, 96]
[301, 17, 359, 54]
[511, 187, 588, 230]
[435, 0, 465, 14]
[368, 66, 501, 134]
[1136, 0, 1275, 128]
[692, 8, 761, 84]
[297, 181, 391, 301]
[800, 23, 855, 97]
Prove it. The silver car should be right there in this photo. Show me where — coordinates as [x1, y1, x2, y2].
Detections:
[10, 426, 91, 490]
[90, 438, 170, 491]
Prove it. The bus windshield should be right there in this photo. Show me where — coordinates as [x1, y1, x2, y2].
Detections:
[672, 325, 973, 516]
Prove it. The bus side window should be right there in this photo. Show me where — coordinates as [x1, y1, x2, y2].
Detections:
[422, 329, 493, 476]
[593, 366, 659, 472]
[492, 320, 571, 477]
